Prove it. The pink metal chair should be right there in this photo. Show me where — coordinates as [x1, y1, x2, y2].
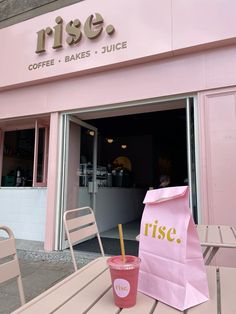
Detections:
[0, 225, 25, 306]
[63, 207, 105, 271]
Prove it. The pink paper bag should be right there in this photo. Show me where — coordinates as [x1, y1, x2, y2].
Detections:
[138, 186, 209, 311]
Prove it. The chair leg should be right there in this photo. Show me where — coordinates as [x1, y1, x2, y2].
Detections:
[69, 243, 78, 271]
[17, 276, 26, 305]
[205, 247, 219, 265]
[203, 246, 211, 258]
[97, 233, 105, 257]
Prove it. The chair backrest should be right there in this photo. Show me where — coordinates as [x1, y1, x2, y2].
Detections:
[63, 207, 105, 271]
[0, 225, 25, 306]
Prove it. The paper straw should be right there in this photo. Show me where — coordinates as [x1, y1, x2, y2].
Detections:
[118, 224, 126, 262]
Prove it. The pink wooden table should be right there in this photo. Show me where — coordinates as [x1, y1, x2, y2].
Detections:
[12, 257, 236, 314]
[196, 225, 236, 265]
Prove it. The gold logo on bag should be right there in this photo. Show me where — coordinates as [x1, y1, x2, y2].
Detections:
[144, 220, 181, 244]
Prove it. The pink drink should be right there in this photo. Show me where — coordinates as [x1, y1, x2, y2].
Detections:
[107, 255, 141, 308]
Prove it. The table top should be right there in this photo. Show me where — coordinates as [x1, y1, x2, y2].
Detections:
[12, 256, 236, 314]
[196, 225, 236, 248]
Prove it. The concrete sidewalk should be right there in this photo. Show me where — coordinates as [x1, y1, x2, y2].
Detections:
[0, 240, 101, 314]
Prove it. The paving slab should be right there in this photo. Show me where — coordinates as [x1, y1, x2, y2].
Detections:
[0, 259, 74, 314]
[0, 240, 102, 314]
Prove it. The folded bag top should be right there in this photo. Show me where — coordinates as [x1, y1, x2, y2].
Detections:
[143, 186, 188, 204]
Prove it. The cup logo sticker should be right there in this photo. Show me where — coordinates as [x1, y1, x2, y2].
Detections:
[114, 279, 130, 298]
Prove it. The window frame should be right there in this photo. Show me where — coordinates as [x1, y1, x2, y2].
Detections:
[33, 120, 49, 187]
[0, 119, 49, 187]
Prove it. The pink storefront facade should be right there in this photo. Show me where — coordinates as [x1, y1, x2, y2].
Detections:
[1, 0, 236, 266]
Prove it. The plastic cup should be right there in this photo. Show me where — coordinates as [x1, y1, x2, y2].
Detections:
[107, 255, 141, 308]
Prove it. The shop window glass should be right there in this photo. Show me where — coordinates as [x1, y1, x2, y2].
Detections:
[1, 125, 48, 187]
[37, 128, 45, 183]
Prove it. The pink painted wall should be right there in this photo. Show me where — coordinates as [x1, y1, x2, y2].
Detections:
[1, 44, 236, 121]
[172, 0, 236, 51]
[0, 130, 3, 182]
[198, 87, 236, 267]
[1, 0, 236, 88]
[44, 112, 59, 251]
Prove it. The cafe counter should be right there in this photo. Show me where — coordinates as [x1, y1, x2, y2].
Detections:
[78, 187, 146, 233]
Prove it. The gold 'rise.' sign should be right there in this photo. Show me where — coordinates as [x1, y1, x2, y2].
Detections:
[35, 13, 115, 54]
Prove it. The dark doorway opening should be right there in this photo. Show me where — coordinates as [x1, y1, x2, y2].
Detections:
[73, 107, 189, 255]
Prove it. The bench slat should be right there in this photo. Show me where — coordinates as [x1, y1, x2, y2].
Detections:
[66, 213, 95, 231]
[121, 292, 157, 314]
[153, 301, 182, 314]
[69, 224, 97, 244]
[0, 238, 16, 259]
[54, 270, 111, 313]
[12, 257, 108, 314]
[86, 289, 120, 314]
[219, 267, 236, 314]
[196, 225, 207, 243]
[206, 225, 222, 244]
[0, 259, 20, 284]
[219, 226, 236, 245]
